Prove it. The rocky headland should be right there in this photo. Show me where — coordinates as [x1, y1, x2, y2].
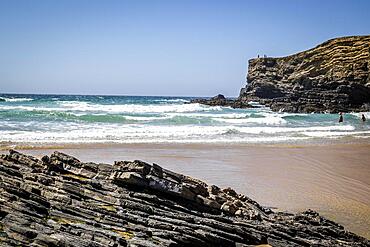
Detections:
[192, 35, 370, 113]
[0, 150, 369, 246]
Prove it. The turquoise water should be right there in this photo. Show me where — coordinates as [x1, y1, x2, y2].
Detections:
[0, 94, 369, 146]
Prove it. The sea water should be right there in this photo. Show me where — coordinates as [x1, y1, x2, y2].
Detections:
[0, 94, 369, 146]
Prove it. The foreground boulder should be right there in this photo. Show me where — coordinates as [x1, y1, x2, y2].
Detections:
[0, 150, 369, 246]
[239, 35, 370, 113]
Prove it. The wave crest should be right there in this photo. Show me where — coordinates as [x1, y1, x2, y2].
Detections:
[0, 97, 33, 102]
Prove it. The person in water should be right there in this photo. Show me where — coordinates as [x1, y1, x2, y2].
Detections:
[362, 114, 366, 122]
[338, 112, 343, 123]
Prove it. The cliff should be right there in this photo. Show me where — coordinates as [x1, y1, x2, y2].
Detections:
[1, 150, 369, 246]
[239, 35, 370, 113]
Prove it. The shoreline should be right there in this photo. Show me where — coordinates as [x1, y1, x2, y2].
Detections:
[2, 142, 370, 239]
[1, 137, 370, 150]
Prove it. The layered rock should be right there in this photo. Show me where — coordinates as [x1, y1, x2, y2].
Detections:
[0, 150, 369, 246]
[190, 94, 251, 108]
[239, 35, 370, 113]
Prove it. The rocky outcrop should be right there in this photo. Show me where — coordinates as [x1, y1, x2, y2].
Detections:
[0, 150, 369, 246]
[190, 94, 251, 108]
[239, 35, 370, 113]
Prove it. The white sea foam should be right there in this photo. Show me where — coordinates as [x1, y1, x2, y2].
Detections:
[55, 101, 223, 113]
[349, 112, 370, 118]
[124, 116, 170, 121]
[0, 102, 221, 114]
[302, 130, 370, 137]
[234, 125, 355, 134]
[0, 105, 67, 112]
[0, 97, 33, 102]
[0, 128, 313, 144]
[166, 112, 250, 119]
[213, 115, 287, 125]
[153, 98, 190, 103]
[0, 123, 363, 144]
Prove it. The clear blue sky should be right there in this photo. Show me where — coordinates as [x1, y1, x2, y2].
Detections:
[0, 0, 369, 96]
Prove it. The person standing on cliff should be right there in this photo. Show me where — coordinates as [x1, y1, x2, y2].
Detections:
[338, 112, 343, 123]
[362, 114, 366, 122]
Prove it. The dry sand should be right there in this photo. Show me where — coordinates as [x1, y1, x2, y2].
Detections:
[3, 143, 370, 239]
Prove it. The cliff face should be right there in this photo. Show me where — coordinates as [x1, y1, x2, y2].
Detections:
[239, 35, 370, 113]
[1, 150, 369, 246]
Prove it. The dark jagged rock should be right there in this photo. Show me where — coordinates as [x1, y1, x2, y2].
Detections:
[239, 35, 370, 113]
[190, 94, 252, 108]
[0, 150, 369, 246]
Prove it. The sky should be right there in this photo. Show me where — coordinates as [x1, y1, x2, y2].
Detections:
[0, 0, 369, 96]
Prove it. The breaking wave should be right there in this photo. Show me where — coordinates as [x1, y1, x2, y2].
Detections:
[0, 94, 369, 145]
[0, 97, 34, 102]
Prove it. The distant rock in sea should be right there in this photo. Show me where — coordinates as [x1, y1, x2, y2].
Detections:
[1, 150, 369, 246]
[240, 35, 370, 113]
[190, 94, 251, 108]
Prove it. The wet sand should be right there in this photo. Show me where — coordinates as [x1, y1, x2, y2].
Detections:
[4, 143, 370, 239]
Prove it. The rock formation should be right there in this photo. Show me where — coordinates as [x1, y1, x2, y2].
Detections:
[1, 150, 369, 246]
[239, 35, 370, 113]
[190, 94, 251, 108]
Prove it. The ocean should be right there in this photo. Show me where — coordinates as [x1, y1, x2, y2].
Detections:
[0, 94, 369, 147]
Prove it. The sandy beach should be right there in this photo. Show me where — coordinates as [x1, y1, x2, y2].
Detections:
[4, 142, 369, 239]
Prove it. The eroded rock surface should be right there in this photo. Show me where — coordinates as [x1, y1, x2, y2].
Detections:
[0, 150, 369, 246]
[239, 35, 370, 113]
[190, 94, 251, 108]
